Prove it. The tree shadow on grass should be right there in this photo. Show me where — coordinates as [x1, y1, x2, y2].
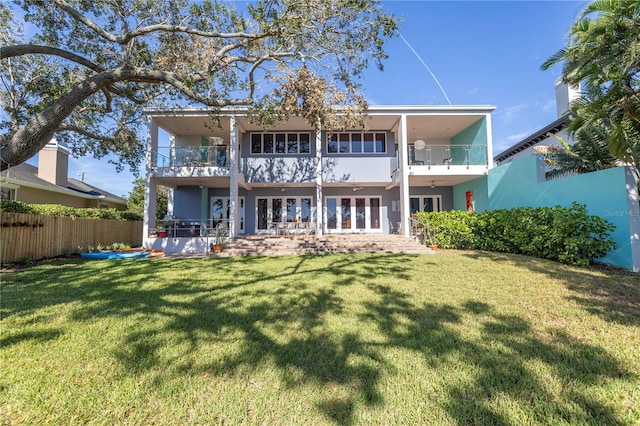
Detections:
[360, 287, 633, 425]
[1, 253, 634, 424]
[0, 328, 62, 348]
[459, 251, 640, 327]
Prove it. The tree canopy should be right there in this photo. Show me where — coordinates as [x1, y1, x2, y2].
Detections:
[0, 0, 398, 173]
[541, 129, 617, 180]
[541, 0, 640, 179]
[127, 178, 167, 221]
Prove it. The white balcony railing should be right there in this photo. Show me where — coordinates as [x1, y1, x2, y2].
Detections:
[390, 145, 488, 173]
[151, 146, 230, 169]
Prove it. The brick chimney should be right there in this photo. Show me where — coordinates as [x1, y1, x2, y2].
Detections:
[38, 139, 70, 187]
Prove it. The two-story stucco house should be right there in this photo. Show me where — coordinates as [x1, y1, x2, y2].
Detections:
[143, 105, 495, 253]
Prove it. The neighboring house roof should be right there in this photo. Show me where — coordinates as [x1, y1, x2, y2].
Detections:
[0, 162, 127, 205]
[493, 115, 569, 164]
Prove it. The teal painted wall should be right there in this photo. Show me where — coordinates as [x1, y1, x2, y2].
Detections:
[451, 117, 486, 146]
[451, 117, 488, 166]
[453, 176, 489, 212]
[486, 155, 636, 271]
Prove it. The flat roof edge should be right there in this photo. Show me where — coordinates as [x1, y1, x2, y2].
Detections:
[145, 104, 497, 117]
[493, 115, 570, 162]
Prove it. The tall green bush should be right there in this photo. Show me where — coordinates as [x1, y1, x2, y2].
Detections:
[0, 200, 142, 221]
[0, 200, 35, 213]
[415, 210, 478, 249]
[415, 203, 615, 266]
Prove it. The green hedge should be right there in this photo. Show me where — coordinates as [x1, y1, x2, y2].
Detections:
[0, 200, 143, 221]
[415, 203, 615, 266]
[414, 209, 479, 249]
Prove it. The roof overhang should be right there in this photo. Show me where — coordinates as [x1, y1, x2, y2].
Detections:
[1, 176, 126, 205]
[145, 105, 496, 143]
[494, 115, 570, 163]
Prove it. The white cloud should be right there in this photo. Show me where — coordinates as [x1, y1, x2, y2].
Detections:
[506, 131, 530, 143]
[542, 99, 556, 113]
[496, 103, 528, 123]
[492, 125, 540, 154]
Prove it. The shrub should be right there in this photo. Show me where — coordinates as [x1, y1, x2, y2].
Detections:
[13, 255, 32, 266]
[414, 210, 478, 249]
[0, 200, 142, 221]
[62, 247, 82, 257]
[108, 242, 131, 250]
[0, 200, 36, 213]
[120, 211, 143, 221]
[415, 203, 615, 266]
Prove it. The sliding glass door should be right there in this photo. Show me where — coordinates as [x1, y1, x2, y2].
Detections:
[210, 197, 244, 233]
[255, 196, 315, 233]
[324, 196, 381, 233]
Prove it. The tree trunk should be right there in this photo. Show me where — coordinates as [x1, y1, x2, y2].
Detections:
[0, 71, 124, 170]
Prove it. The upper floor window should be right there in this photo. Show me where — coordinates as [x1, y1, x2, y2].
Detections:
[327, 132, 386, 154]
[251, 133, 311, 155]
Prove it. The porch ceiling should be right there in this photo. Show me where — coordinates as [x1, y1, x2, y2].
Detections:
[409, 174, 486, 187]
[152, 115, 232, 137]
[151, 176, 231, 188]
[405, 115, 484, 142]
[150, 111, 486, 141]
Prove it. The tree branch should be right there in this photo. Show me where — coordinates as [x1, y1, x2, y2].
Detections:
[52, 0, 275, 45]
[1, 64, 257, 170]
[57, 124, 120, 144]
[1, 44, 147, 106]
[52, 0, 120, 42]
[1, 44, 102, 71]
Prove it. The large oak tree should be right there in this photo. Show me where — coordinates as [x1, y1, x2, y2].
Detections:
[0, 0, 397, 173]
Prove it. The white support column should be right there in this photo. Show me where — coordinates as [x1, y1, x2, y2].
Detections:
[228, 116, 239, 239]
[315, 124, 323, 239]
[398, 114, 411, 237]
[143, 118, 159, 245]
[485, 113, 494, 170]
[167, 134, 175, 216]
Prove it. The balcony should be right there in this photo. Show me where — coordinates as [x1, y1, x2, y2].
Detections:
[151, 146, 229, 168]
[391, 145, 488, 173]
[150, 146, 231, 179]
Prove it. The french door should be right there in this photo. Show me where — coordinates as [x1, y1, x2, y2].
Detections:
[409, 196, 442, 213]
[255, 196, 314, 233]
[210, 196, 245, 234]
[324, 196, 381, 233]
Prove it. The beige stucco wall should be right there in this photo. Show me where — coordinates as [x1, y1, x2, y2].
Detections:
[15, 186, 126, 210]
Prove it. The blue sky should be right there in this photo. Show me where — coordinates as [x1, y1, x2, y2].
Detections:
[26, 0, 588, 198]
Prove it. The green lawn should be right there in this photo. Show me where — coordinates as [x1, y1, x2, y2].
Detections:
[1, 251, 639, 425]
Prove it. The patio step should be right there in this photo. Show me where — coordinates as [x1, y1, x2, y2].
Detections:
[209, 234, 435, 257]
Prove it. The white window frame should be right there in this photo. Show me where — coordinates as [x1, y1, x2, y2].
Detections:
[409, 195, 442, 213]
[211, 196, 245, 234]
[323, 196, 383, 233]
[250, 133, 312, 155]
[327, 132, 387, 155]
[254, 196, 315, 234]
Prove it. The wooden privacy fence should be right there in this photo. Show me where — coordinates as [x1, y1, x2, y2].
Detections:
[0, 212, 143, 264]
